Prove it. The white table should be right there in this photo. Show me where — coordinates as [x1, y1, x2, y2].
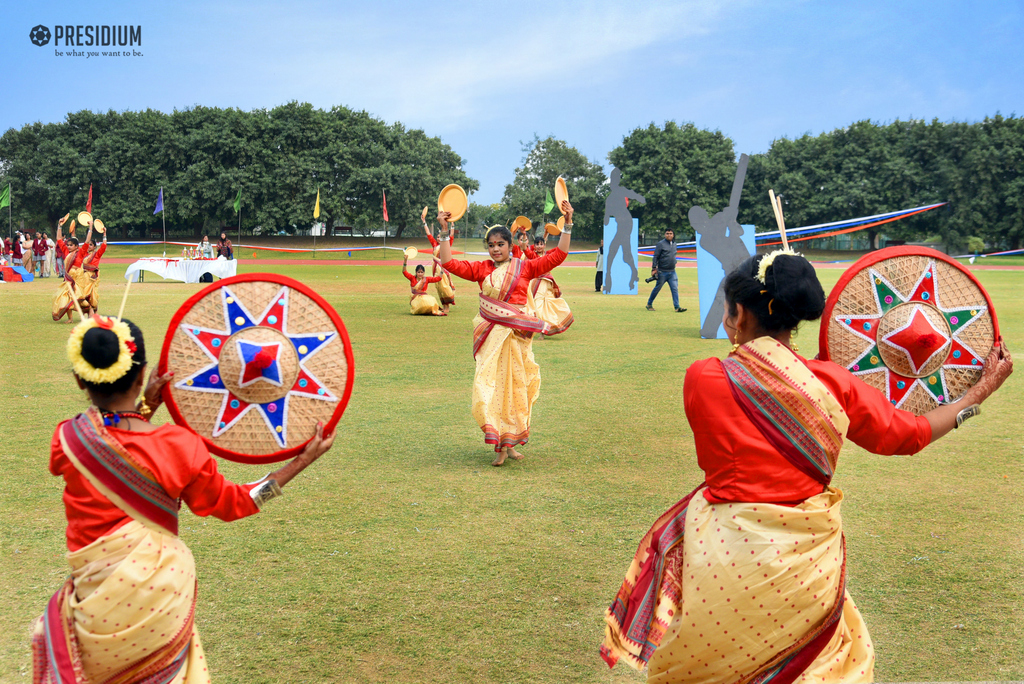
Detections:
[124, 257, 238, 283]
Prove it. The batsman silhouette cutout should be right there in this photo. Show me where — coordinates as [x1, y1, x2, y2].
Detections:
[603, 168, 646, 293]
[691, 153, 751, 338]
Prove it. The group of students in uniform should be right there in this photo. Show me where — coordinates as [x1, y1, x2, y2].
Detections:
[401, 204, 576, 466]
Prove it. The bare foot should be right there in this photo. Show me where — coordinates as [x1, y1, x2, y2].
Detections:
[507, 447, 524, 461]
[492, 450, 508, 467]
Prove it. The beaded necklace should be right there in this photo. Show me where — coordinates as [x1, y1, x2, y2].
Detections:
[100, 410, 148, 427]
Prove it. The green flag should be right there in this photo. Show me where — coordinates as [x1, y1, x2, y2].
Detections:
[544, 188, 555, 214]
[233, 189, 242, 213]
[0, 185, 9, 210]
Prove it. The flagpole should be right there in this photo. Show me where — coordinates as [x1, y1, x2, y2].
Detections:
[161, 186, 166, 245]
[7, 184, 11, 241]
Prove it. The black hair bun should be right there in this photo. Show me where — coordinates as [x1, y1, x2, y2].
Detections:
[766, 254, 825, 329]
[81, 327, 122, 369]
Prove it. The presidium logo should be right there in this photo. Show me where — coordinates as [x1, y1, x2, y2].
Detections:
[29, 24, 143, 57]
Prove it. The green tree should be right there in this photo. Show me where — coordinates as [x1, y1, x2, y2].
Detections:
[502, 136, 607, 241]
[608, 122, 738, 241]
[0, 103, 479, 242]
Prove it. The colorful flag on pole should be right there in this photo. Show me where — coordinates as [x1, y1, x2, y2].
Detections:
[86, 184, 93, 213]
[544, 189, 555, 214]
[233, 189, 242, 214]
[382, 190, 389, 222]
[0, 184, 9, 210]
[314, 187, 321, 219]
[153, 188, 164, 215]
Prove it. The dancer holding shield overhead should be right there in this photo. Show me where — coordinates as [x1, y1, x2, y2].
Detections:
[33, 314, 336, 684]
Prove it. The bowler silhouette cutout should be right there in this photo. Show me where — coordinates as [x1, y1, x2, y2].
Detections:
[603, 168, 646, 293]
[691, 154, 751, 338]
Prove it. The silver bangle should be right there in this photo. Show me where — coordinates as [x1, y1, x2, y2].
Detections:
[250, 478, 283, 509]
[955, 404, 981, 429]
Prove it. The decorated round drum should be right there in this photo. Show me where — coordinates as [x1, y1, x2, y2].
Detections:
[159, 274, 354, 463]
[819, 246, 998, 416]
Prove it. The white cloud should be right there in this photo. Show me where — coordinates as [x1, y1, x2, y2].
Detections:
[211, 0, 751, 130]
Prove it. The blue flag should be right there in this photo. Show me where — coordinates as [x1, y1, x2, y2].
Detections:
[153, 188, 164, 214]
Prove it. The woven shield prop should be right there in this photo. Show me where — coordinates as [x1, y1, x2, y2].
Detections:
[159, 274, 354, 463]
[819, 246, 999, 415]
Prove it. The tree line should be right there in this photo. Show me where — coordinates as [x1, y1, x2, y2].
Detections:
[2, 105, 1021, 250]
[0, 102, 476, 240]
[603, 116, 1024, 251]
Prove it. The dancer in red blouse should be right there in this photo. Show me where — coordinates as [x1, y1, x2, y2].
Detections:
[601, 250, 1013, 682]
[438, 200, 575, 466]
[512, 231, 538, 260]
[34, 315, 335, 683]
[424, 221, 456, 314]
[51, 225, 91, 321]
[79, 232, 108, 313]
[402, 254, 445, 316]
[526, 235, 573, 337]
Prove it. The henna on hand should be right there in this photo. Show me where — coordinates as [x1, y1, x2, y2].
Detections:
[965, 338, 1013, 404]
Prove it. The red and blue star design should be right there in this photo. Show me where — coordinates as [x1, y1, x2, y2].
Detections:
[835, 260, 987, 408]
[175, 285, 338, 447]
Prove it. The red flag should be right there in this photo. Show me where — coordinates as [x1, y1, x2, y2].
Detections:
[86, 184, 93, 213]
[382, 190, 389, 222]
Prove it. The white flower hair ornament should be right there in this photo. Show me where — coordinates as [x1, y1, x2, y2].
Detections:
[756, 248, 803, 285]
[67, 315, 138, 384]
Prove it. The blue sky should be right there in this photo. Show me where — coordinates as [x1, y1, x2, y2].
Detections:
[2, 0, 1022, 205]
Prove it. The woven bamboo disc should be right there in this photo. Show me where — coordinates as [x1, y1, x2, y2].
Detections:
[554, 177, 569, 213]
[512, 216, 532, 233]
[158, 273, 354, 464]
[819, 246, 998, 415]
[437, 184, 468, 222]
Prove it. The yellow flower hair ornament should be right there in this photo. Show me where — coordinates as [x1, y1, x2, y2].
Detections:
[756, 248, 802, 285]
[67, 315, 137, 384]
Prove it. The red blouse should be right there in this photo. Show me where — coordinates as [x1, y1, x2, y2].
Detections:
[50, 422, 260, 551]
[442, 249, 568, 306]
[512, 245, 538, 260]
[684, 356, 932, 505]
[84, 242, 106, 270]
[426, 234, 451, 249]
[69, 243, 90, 270]
[404, 269, 441, 289]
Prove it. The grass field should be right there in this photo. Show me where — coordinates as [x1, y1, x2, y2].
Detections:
[1, 255, 1021, 683]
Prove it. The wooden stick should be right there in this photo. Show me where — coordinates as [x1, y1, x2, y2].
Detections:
[116, 277, 132, 321]
[768, 189, 782, 230]
[65, 282, 85, 321]
[775, 196, 790, 251]
[768, 189, 790, 250]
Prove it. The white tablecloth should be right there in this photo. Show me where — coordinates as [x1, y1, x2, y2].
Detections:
[124, 257, 238, 283]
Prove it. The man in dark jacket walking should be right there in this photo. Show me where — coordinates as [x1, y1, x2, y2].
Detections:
[646, 229, 686, 312]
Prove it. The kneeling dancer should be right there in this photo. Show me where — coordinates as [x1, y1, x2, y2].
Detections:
[33, 314, 335, 682]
